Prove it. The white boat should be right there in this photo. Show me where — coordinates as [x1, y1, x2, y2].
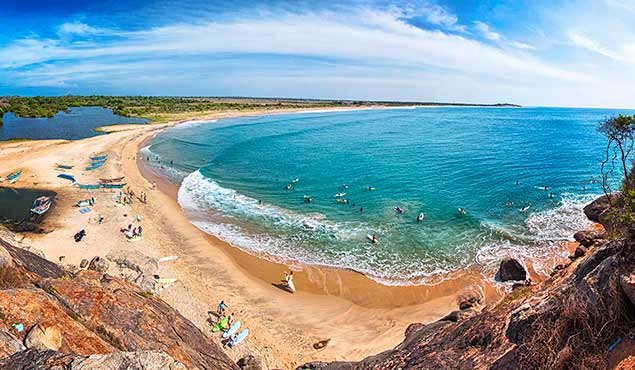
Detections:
[30, 196, 52, 215]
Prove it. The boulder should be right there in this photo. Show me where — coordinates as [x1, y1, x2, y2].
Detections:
[237, 355, 262, 370]
[441, 309, 476, 323]
[572, 246, 587, 259]
[573, 230, 607, 247]
[87, 257, 109, 273]
[79, 259, 89, 269]
[0, 245, 13, 268]
[620, 273, 635, 306]
[0, 331, 25, 358]
[0, 348, 187, 370]
[24, 324, 62, 351]
[498, 258, 527, 282]
[457, 290, 482, 310]
[583, 192, 622, 223]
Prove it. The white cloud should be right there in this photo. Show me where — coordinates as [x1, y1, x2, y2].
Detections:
[569, 32, 635, 64]
[57, 22, 103, 35]
[510, 41, 535, 50]
[473, 21, 501, 41]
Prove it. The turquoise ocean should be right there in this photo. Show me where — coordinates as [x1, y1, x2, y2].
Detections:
[143, 107, 634, 285]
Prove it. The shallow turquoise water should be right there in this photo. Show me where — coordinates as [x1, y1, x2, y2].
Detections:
[145, 107, 634, 284]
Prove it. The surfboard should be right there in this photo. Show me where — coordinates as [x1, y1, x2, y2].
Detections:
[228, 329, 249, 347]
[222, 320, 241, 339]
[155, 278, 177, 285]
[367, 235, 378, 243]
[212, 316, 229, 333]
[158, 256, 178, 263]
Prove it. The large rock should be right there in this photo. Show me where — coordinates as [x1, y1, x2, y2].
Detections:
[0, 331, 25, 358]
[0, 348, 187, 370]
[573, 229, 607, 247]
[24, 324, 62, 351]
[620, 273, 635, 306]
[0, 288, 113, 355]
[237, 355, 262, 370]
[583, 192, 623, 223]
[87, 257, 109, 273]
[498, 258, 527, 282]
[41, 270, 239, 369]
[0, 245, 13, 269]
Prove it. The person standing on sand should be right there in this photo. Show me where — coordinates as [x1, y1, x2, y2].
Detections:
[217, 300, 228, 316]
[284, 271, 296, 293]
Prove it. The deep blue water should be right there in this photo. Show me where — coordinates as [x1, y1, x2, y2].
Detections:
[145, 107, 634, 284]
[0, 106, 148, 141]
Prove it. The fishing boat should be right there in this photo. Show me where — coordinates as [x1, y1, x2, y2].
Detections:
[99, 176, 125, 183]
[57, 174, 76, 183]
[85, 162, 105, 171]
[100, 183, 127, 189]
[30, 196, 52, 215]
[7, 171, 22, 184]
[76, 183, 101, 190]
[75, 197, 95, 207]
[55, 164, 74, 169]
[90, 154, 108, 161]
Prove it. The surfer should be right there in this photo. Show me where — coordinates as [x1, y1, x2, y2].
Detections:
[549, 192, 554, 199]
[360, 207, 364, 213]
[520, 206, 530, 213]
[458, 208, 466, 215]
[371, 234, 378, 243]
[543, 185, 550, 191]
[515, 180, 520, 185]
[284, 271, 296, 293]
[395, 207, 404, 214]
[505, 201, 514, 207]
[342, 184, 349, 189]
[417, 213, 425, 222]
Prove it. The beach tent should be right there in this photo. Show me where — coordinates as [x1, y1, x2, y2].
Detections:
[57, 174, 76, 183]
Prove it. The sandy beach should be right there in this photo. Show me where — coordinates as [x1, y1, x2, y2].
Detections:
[0, 106, 573, 369]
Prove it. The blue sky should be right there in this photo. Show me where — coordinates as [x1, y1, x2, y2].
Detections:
[0, 0, 634, 108]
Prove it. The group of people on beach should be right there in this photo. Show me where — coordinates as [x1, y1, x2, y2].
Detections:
[121, 224, 143, 239]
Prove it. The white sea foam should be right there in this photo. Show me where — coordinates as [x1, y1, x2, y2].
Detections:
[176, 171, 599, 286]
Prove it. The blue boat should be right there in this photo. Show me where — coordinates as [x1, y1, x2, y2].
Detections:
[85, 162, 105, 171]
[57, 174, 76, 183]
[90, 154, 108, 161]
[76, 183, 101, 189]
[100, 183, 127, 189]
[7, 170, 22, 181]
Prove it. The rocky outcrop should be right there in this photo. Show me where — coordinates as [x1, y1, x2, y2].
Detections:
[497, 258, 527, 282]
[0, 348, 187, 370]
[237, 355, 263, 370]
[24, 324, 62, 351]
[297, 194, 635, 370]
[0, 331, 25, 358]
[574, 229, 607, 247]
[0, 235, 239, 370]
[583, 192, 622, 223]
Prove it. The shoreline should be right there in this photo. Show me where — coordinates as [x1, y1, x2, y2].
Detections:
[0, 105, 585, 368]
[137, 133, 505, 308]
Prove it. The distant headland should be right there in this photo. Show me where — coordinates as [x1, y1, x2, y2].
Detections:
[0, 96, 521, 125]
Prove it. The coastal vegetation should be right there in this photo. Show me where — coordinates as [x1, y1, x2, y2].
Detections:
[599, 114, 635, 230]
[0, 96, 520, 125]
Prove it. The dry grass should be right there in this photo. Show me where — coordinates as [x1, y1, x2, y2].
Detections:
[515, 285, 634, 370]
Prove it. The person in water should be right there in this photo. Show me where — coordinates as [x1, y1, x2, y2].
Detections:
[360, 207, 364, 213]
[458, 208, 466, 215]
[549, 192, 555, 199]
